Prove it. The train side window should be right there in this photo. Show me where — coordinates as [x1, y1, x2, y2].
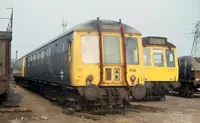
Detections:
[81, 36, 99, 64]
[143, 48, 151, 67]
[166, 49, 175, 67]
[62, 42, 66, 63]
[30, 55, 33, 66]
[51, 48, 55, 64]
[36, 53, 38, 65]
[44, 50, 47, 63]
[28, 56, 30, 67]
[126, 37, 139, 64]
[38, 52, 41, 65]
[33, 54, 36, 66]
[153, 49, 164, 67]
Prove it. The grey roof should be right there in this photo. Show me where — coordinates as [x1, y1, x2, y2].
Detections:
[67, 19, 141, 34]
[20, 19, 141, 59]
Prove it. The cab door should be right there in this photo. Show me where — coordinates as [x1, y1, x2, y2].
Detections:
[102, 33, 123, 86]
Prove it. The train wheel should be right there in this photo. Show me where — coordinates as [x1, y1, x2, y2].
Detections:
[132, 84, 146, 100]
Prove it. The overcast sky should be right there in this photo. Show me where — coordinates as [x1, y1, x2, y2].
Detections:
[0, 0, 200, 58]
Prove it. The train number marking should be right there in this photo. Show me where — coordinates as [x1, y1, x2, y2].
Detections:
[129, 69, 136, 72]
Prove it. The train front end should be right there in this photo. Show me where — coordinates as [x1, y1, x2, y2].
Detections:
[142, 37, 180, 100]
[68, 18, 145, 113]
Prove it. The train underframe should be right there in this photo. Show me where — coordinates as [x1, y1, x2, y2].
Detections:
[144, 81, 180, 100]
[14, 77, 129, 114]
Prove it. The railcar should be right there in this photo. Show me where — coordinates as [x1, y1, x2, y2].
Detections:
[13, 18, 146, 113]
[141, 36, 180, 100]
[176, 56, 200, 98]
[0, 31, 12, 103]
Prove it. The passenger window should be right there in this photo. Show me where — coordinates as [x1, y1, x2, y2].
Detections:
[44, 50, 47, 63]
[81, 36, 99, 64]
[166, 49, 175, 67]
[126, 37, 139, 64]
[103, 36, 120, 64]
[51, 48, 55, 64]
[33, 54, 36, 66]
[153, 49, 164, 67]
[143, 48, 151, 67]
[39, 52, 41, 65]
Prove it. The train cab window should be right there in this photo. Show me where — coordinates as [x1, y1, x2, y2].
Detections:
[81, 36, 99, 63]
[103, 36, 120, 64]
[166, 49, 175, 67]
[153, 49, 164, 67]
[126, 37, 139, 64]
[143, 48, 151, 67]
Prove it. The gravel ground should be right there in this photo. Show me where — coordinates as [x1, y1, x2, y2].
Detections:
[1, 84, 200, 123]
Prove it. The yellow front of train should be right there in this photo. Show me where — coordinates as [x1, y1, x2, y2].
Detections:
[142, 37, 179, 100]
[68, 18, 146, 103]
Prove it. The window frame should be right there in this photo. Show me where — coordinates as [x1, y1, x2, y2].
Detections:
[103, 36, 121, 64]
[143, 47, 152, 67]
[126, 37, 140, 65]
[165, 49, 175, 67]
[152, 48, 164, 67]
[80, 35, 100, 64]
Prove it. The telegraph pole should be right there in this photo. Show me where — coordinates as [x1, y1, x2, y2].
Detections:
[191, 21, 200, 58]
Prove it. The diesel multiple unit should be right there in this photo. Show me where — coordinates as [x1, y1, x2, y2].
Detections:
[141, 37, 180, 100]
[13, 18, 146, 113]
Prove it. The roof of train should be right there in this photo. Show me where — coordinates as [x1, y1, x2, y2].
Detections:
[142, 36, 176, 48]
[16, 19, 141, 61]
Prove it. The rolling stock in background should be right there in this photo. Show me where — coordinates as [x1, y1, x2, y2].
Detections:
[176, 56, 200, 98]
[141, 37, 180, 100]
